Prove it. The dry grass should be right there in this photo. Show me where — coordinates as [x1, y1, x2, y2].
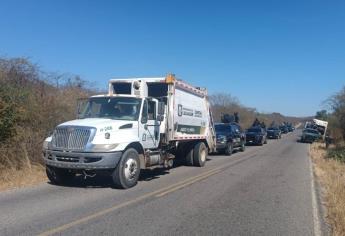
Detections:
[310, 143, 345, 236]
[0, 164, 46, 192]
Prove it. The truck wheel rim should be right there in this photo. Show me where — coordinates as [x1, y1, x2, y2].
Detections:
[124, 158, 138, 181]
[200, 148, 206, 162]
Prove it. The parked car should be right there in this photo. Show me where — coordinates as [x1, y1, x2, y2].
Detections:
[245, 126, 267, 146]
[215, 122, 246, 155]
[279, 125, 289, 134]
[267, 127, 282, 139]
[300, 128, 321, 143]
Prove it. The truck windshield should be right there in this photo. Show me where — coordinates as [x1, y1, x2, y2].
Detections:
[79, 97, 142, 121]
[215, 124, 231, 132]
[305, 129, 320, 134]
[247, 128, 261, 133]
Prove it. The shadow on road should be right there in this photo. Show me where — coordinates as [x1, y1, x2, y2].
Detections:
[46, 157, 213, 189]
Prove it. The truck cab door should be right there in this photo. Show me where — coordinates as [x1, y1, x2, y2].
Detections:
[139, 99, 160, 149]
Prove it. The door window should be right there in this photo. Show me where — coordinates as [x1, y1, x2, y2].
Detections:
[148, 101, 156, 120]
[141, 100, 148, 124]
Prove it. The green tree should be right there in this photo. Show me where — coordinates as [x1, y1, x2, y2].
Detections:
[328, 86, 345, 140]
[315, 110, 328, 121]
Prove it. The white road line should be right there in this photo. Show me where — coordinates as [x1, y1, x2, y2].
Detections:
[308, 144, 322, 236]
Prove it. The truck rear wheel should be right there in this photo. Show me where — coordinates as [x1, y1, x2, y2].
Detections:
[46, 166, 75, 185]
[186, 147, 194, 166]
[193, 142, 207, 167]
[112, 148, 140, 189]
[176, 143, 194, 166]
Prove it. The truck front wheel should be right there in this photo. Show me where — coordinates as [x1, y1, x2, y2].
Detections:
[193, 142, 207, 167]
[46, 166, 75, 185]
[112, 148, 140, 189]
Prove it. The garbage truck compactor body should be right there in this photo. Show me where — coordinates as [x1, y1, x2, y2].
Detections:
[43, 75, 216, 188]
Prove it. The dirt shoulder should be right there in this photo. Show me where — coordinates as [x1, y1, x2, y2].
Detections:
[310, 143, 345, 236]
[0, 165, 46, 192]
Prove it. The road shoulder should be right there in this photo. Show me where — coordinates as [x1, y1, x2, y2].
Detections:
[310, 143, 343, 236]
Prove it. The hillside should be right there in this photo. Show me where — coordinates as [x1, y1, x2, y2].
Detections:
[210, 93, 304, 128]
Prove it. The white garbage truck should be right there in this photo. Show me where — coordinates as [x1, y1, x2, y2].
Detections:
[312, 118, 328, 140]
[43, 74, 216, 188]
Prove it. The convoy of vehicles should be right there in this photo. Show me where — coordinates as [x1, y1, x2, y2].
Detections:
[43, 74, 216, 188]
[42, 73, 320, 189]
[215, 122, 246, 155]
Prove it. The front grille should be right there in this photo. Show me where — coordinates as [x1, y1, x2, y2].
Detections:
[52, 126, 92, 150]
[246, 136, 256, 141]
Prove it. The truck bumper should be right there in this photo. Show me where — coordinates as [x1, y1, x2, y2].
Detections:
[216, 143, 227, 150]
[43, 150, 122, 169]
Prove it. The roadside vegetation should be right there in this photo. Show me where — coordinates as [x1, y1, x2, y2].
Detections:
[0, 57, 95, 190]
[0, 57, 302, 190]
[310, 86, 345, 236]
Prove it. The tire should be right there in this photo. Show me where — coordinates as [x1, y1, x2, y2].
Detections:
[193, 142, 207, 167]
[264, 138, 267, 144]
[112, 148, 140, 189]
[240, 142, 246, 152]
[185, 144, 194, 166]
[224, 142, 233, 156]
[46, 166, 75, 185]
[259, 139, 263, 146]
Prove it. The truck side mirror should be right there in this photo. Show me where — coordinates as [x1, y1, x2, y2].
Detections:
[158, 102, 165, 115]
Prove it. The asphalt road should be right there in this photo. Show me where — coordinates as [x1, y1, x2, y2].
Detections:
[0, 130, 322, 236]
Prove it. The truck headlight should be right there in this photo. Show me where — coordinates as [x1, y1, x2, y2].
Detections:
[43, 136, 52, 150]
[43, 141, 49, 150]
[217, 135, 227, 143]
[91, 143, 119, 152]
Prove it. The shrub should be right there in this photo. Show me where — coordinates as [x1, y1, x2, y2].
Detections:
[327, 146, 345, 162]
[0, 57, 94, 170]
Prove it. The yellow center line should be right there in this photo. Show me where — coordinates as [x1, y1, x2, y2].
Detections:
[155, 169, 222, 197]
[38, 166, 227, 236]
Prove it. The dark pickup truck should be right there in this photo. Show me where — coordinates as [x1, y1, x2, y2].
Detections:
[215, 123, 246, 155]
[267, 127, 282, 139]
[279, 125, 289, 134]
[301, 128, 321, 143]
[246, 126, 267, 146]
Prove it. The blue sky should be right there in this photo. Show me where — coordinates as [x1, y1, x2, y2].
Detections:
[0, 0, 344, 117]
